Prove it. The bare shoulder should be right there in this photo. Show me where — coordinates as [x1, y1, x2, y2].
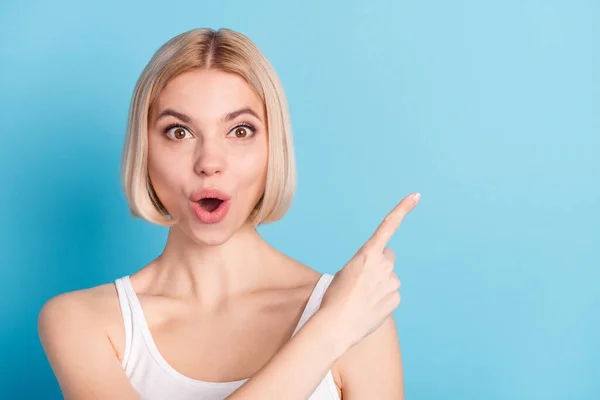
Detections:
[335, 314, 404, 399]
[284, 254, 402, 398]
[38, 282, 119, 329]
[275, 254, 345, 396]
[39, 285, 101, 328]
[37, 282, 139, 399]
[269, 251, 324, 288]
[38, 281, 124, 360]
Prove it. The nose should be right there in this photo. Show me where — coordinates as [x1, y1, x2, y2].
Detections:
[193, 139, 225, 177]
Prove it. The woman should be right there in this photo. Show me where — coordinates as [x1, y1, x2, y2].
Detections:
[38, 27, 419, 399]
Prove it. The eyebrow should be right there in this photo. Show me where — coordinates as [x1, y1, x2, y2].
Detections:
[155, 107, 262, 124]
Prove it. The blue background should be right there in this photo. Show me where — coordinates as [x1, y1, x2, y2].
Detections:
[1, 0, 598, 399]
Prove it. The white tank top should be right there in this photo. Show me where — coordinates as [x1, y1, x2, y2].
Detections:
[114, 273, 341, 400]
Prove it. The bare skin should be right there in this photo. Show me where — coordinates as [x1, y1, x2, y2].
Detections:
[66, 250, 343, 396]
[39, 68, 405, 399]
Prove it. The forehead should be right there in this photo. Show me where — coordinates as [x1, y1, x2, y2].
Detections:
[153, 69, 265, 122]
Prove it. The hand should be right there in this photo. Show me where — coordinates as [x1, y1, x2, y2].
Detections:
[320, 192, 421, 351]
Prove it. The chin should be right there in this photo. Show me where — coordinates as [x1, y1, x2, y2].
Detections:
[183, 222, 235, 246]
[193, 234, 231, 247]
[171, 202, 256, 246]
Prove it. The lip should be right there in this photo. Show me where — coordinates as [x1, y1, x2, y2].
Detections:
[190, 187, 232, 224]
[190, 187, 232, 202]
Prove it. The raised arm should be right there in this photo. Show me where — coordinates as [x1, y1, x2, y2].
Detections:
[38, 291, 140, 400]
[227, 192, 420, 399]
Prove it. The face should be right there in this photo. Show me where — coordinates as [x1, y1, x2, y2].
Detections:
[147, 68, 268, 245]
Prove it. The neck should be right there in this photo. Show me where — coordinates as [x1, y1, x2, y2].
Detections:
[147, 223, 279, 308]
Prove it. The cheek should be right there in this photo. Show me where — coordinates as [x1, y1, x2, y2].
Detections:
[147, 146, 187, 211]
[234, 146, 268, 188]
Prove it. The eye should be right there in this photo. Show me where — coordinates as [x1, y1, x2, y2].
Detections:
[227, 123, 257, 139]
[163, 124, 193, 140]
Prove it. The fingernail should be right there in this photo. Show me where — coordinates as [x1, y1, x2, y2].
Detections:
[413, 193, 421, 203]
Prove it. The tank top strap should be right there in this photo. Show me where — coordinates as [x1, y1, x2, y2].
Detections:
[291, 273, 335, 337]
[114, 276, 133, 367]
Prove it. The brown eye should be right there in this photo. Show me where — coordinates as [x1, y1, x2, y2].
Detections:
[173, 128, 186, 139]
[228, 123, 256, 139]
[164, 125, 192, 140]
[234, 127, 247, 138]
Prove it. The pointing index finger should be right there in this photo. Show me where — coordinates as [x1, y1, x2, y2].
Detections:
[366, 193, 420, 253]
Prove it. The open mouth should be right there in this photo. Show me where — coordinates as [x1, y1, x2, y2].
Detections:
[190, 187, 231, 224]
[197, 197, 224, 212]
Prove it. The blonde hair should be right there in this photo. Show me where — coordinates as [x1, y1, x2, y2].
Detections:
[121, 28, 296, 227]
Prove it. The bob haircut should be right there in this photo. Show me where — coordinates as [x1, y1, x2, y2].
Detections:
[121, 27, 296, 227]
